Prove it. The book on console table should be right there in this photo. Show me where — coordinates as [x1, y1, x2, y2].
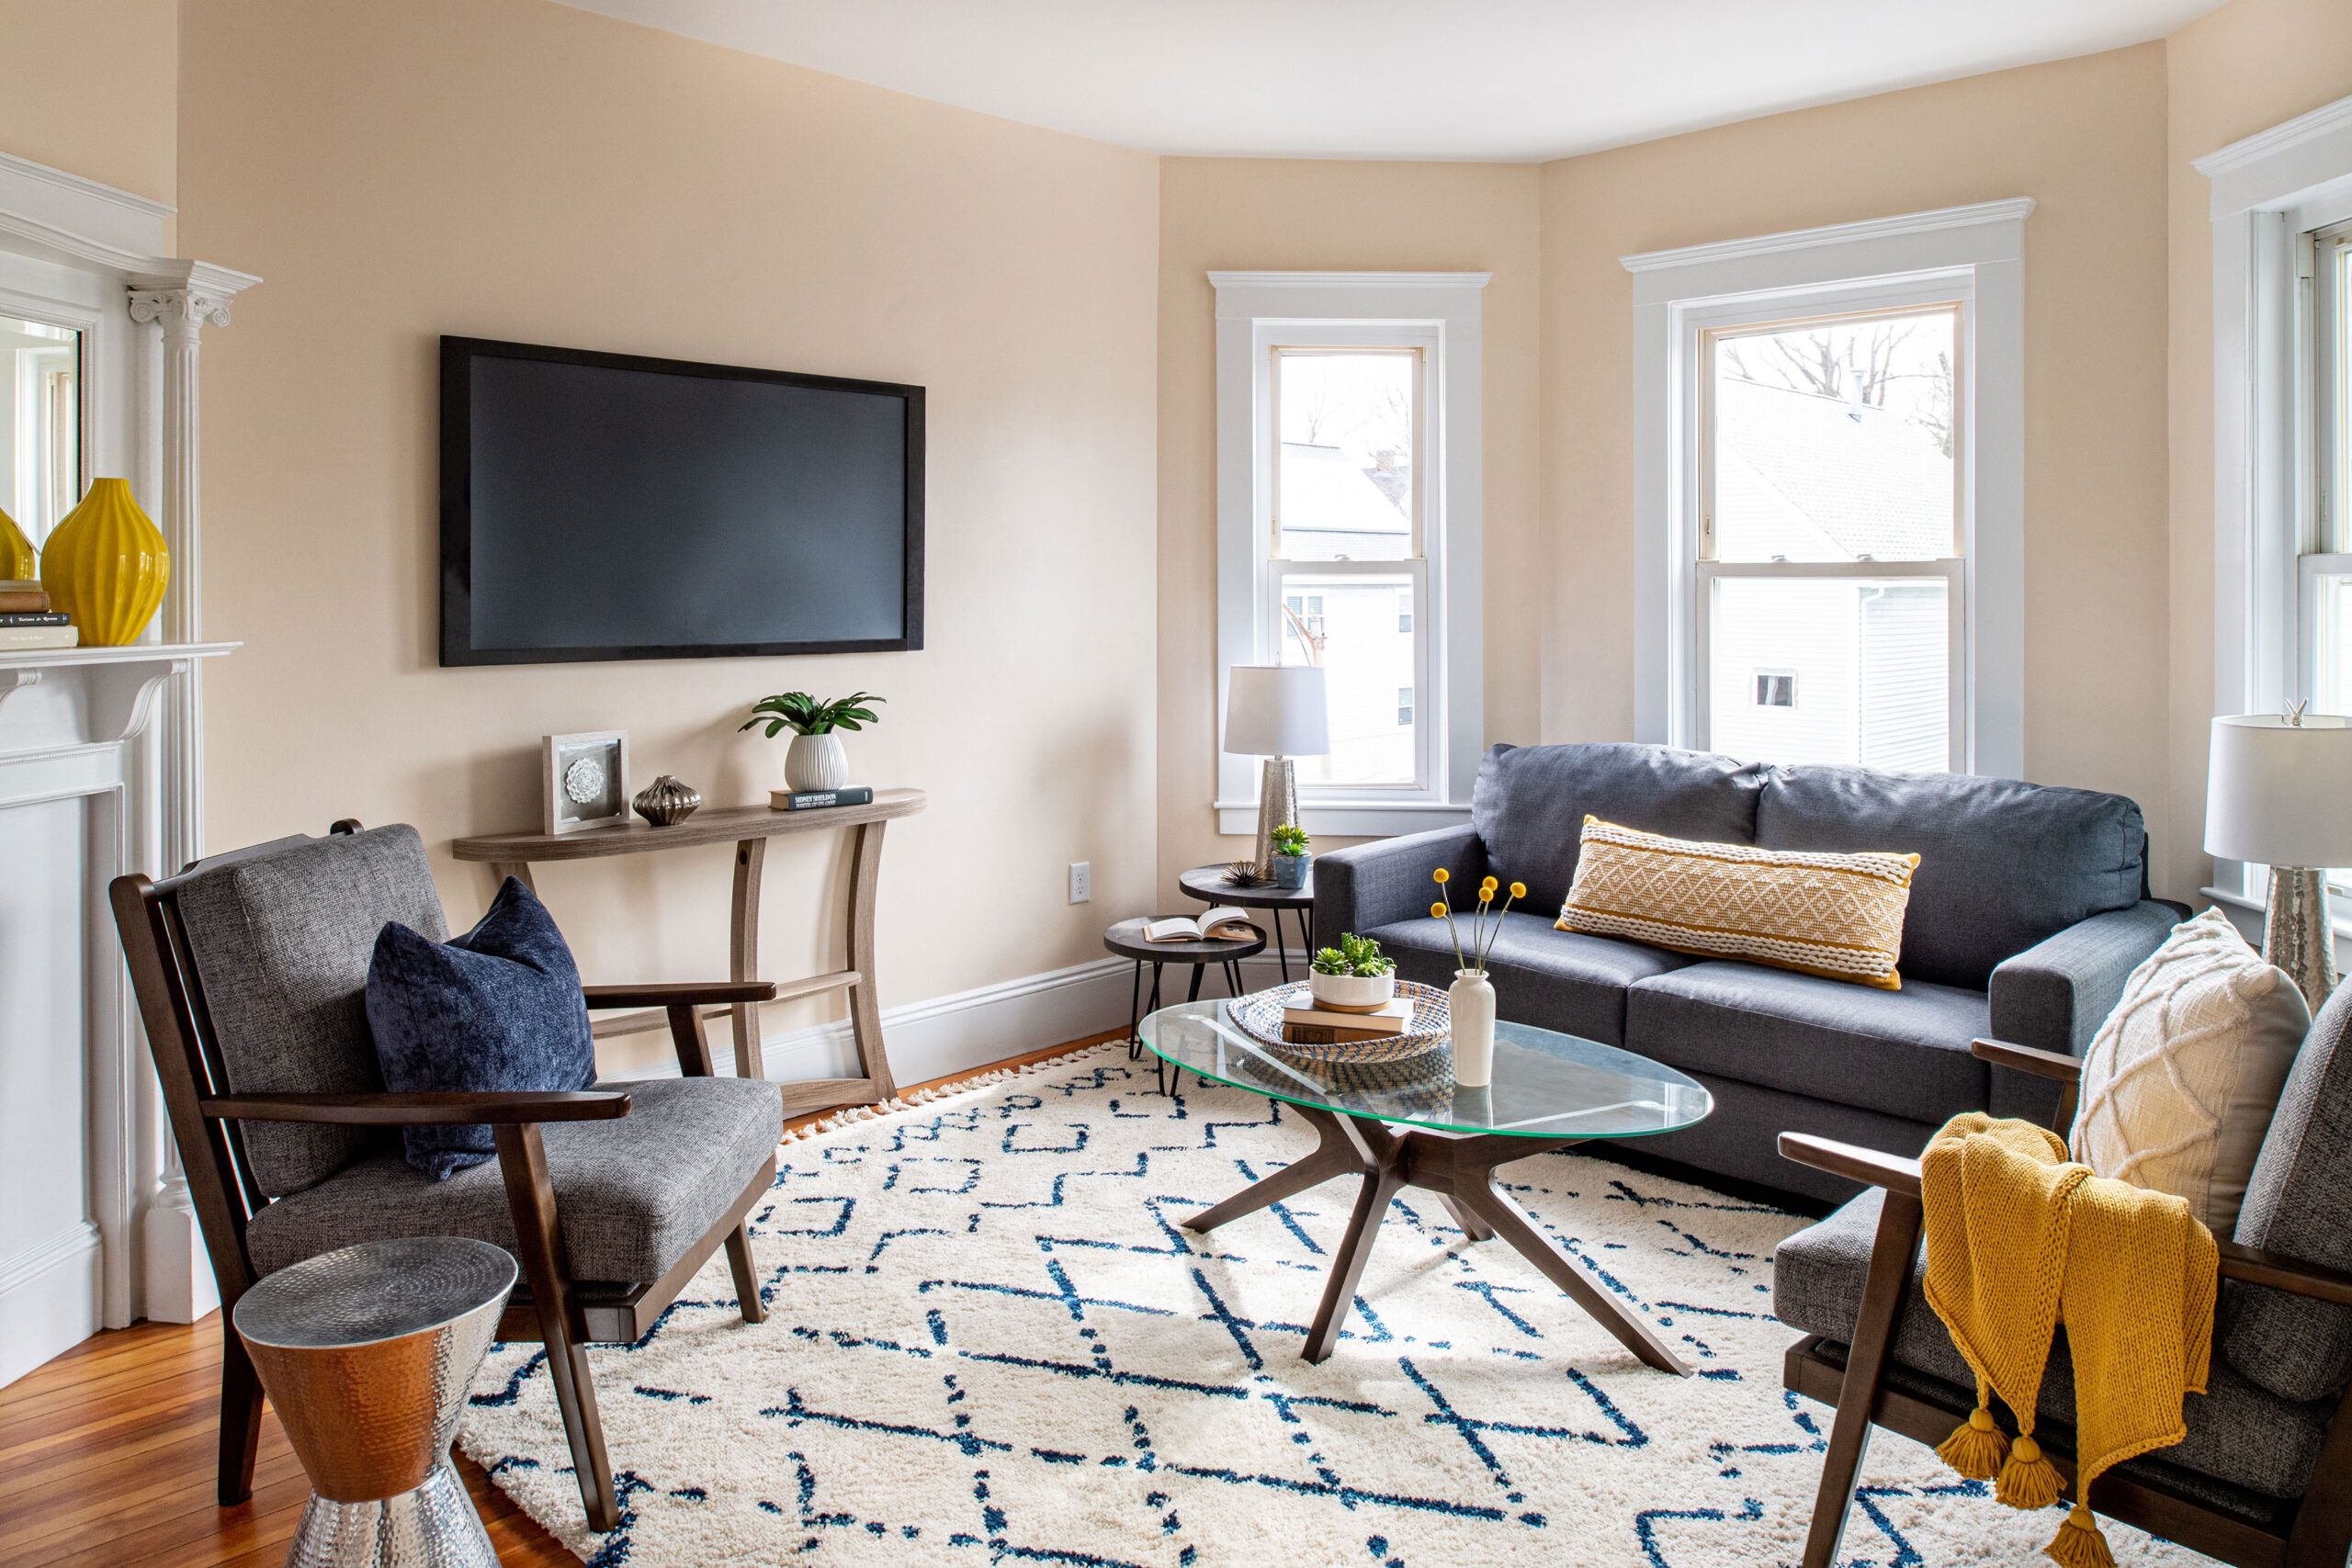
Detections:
[0, 624, 77, 650]
[770, 785, 876, 812]
[1280, 995, 1413, 1045]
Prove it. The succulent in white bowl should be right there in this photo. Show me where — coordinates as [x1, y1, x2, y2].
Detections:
[1308, 931, 1396, 1012]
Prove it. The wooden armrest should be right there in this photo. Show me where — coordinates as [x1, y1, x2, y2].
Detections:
[581, 981, 779, 1010]
[2217, 1240, 2352, 1305]
[1779, 1132, 1923, 1197]
[198, 1090, 631, 1126]
[1971, 1038, 2085, 1083]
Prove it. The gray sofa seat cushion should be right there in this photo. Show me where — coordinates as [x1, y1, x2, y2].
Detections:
[1625, 961, 1989, 1124]
[243, 1077, 782, 1283]
[1752, 766, 2145, 991]
[1362, 911, 1693, 1045]
[176, 825, 450, 1197]
[2223, 983, 2352, 1404]
[1471, 743, 1765, 916]
[1776, 1190, 2329, 1502]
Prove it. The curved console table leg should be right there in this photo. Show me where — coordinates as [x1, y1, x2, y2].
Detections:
[729, 837, 767, 1080]
[846, 819, 896, 1100]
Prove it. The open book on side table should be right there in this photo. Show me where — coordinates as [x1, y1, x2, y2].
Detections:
[1144, 908, 1258, 942]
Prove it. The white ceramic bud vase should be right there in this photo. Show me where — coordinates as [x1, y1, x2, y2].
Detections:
[1450, 969, 1497, 1088]
[784, 732, 850, 793]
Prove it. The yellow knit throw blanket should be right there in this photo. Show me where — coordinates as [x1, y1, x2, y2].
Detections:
[1919, 1113, 2217, 1567]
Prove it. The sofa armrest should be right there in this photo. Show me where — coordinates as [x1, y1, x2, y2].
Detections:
[1988, 900, 2179, 1055]
[198, 1089, 631, 1125]
[1310, 824, 1487, 951]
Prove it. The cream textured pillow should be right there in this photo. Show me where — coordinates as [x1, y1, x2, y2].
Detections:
[1556, 816, 1917, 989]
[2069, 907, 2309, 1234]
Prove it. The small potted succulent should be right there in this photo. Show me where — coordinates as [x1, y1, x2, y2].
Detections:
[1269, 822, 1311, 891]
[741, 691, 884, 793]
[1309, 931, 1396, 1012]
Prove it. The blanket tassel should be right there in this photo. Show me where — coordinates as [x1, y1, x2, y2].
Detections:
[1996, 1433, 2065, 1510]
[2045, 1503, 2116, 1568]
[1936, 1405, 2009, 1481]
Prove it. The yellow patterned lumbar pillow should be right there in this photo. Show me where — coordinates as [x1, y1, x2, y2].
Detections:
[1557, 816, 1919, 989]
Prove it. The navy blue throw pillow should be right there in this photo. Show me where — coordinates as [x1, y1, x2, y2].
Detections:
[365, 876, 596, 1179]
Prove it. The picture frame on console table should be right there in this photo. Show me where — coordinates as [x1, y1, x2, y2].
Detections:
[543, 729, 629, 835]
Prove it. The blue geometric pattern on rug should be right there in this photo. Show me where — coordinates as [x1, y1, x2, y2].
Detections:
[459, 1047, 2217, 1566]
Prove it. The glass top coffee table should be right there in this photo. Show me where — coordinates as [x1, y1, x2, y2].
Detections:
[1137, 998, 1713, 1371]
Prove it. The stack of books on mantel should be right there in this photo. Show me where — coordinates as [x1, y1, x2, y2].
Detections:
[1281, 995, 1414, 1047]
[0, 581, 76, 651]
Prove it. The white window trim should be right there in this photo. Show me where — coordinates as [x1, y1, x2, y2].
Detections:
[1623, 198, 2030, 780]
[2196, 92, 2352, 917]
[1211, 271, 1487, 838]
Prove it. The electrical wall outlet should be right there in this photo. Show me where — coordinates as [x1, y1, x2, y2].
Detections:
[1068, 861, 1091, 904]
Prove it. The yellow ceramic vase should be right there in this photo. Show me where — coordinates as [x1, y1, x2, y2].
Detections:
[40, 479, 168, 646]
[0, 505, 34, 581]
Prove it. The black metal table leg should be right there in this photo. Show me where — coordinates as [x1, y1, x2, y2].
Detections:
[1126, 959, 1145, 1061]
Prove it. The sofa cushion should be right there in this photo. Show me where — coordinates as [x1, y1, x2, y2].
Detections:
[1752, 765, 2144, 990]
[1626, 960, 1989, 1124]
[175, 826, 449, 1197]
[1362, 910, 1694, 1045]
[1776, 1189, 2328, 1501]
[1471, 743, 1764, 916]
[243, 1076, 782, 1283]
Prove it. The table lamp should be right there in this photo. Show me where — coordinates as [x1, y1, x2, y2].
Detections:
[1224, 664, 1329, 877]
[2207, 710, 2352, 1010]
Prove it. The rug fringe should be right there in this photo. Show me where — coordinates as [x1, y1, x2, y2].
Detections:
[776, 1040, 1125, 1146]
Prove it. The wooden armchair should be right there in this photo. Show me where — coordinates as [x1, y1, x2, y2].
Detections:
[111, 821, 786, 1532]
[1777, 1035, 2352, 1568]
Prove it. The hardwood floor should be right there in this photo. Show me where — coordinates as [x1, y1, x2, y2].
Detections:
[0, 1033, 1119, 1566]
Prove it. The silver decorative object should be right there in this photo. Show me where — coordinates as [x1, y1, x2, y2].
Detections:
[2267, 865, 2340, 1014]
[233, 1236, 516, 1568]
[632, 772, 703, 827]
[1252, 756, 1299, 880]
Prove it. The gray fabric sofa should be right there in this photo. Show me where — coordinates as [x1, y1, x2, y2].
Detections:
[1311, 743, 2182, 1203]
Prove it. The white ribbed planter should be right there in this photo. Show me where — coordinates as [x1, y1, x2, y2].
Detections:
[784, 732, 850, 792]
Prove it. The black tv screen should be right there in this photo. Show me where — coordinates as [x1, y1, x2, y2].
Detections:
[439, 337, 923, 665]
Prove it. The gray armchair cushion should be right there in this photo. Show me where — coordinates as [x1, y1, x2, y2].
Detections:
[1310, 824, 1486, 953]
[2223, 983, 2352, 1404]
[176, 826, 449, 1197]
[1362, 911, 1692, 1044]
[1776, 1190, 2330, 1502]
[243, 1077, 782, 1283]
[1471, 743, 1764, 916]
[1625, 961, 1989, 1124]
[1753, 767, 2145, 991]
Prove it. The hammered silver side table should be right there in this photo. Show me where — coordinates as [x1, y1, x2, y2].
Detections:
[232, 1236, 517, 1568]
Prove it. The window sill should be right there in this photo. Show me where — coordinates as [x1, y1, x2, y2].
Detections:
[2202, 884, 2352, 945]
[1216, 799, 1471, 839]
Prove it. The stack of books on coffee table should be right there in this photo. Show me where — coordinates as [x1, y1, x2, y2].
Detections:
[1281, 995, 1413, 1047]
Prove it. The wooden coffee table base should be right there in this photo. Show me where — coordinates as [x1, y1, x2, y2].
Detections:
[1181, 1104, 1690, 1373]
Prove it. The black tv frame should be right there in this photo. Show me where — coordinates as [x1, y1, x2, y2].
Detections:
[438, 335, 926, 667]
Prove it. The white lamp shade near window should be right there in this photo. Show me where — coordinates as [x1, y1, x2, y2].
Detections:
[1223, 665, 1330, 758]
[2206, 714, 2352, 869]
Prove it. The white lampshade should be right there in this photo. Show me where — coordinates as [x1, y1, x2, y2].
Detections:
[1223, 665, 1329, 757]
[2206, 713, 2352, 868]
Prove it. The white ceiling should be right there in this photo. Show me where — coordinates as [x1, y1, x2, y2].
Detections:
[555, 0, 2224, 162]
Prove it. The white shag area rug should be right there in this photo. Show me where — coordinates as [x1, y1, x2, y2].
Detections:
[458, 1045, 2216, 1566]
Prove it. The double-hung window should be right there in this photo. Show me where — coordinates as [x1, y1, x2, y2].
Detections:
[2303, 221, 2352, 716]
[1213, 273, 1486, 836]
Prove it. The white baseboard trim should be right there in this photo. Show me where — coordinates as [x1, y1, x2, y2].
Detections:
[0, 1223, 102, 1390]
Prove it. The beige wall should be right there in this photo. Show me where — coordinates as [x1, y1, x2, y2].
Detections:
[1156, 159, 1543, 892]
[176, 0, 1160, 1072]
[1538, 46, 2179, 887]
[2165, 0, 2352, 907]
[0, 0, 175, 204]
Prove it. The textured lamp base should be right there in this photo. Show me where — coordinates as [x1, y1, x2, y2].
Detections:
[2267, 866, 2341, 1014]
[1253, 756, 1299, 879]
[286, 1461, 497, 1568]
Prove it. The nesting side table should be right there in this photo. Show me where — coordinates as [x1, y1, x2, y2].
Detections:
[1103, 916, 1266, 1094]
[1178, 863, 1315, 981]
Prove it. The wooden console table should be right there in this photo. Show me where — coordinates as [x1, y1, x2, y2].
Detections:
[452, 788, 925, 1115]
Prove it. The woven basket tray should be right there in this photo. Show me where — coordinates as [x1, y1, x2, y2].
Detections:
[1227, 979, 1451, 1064]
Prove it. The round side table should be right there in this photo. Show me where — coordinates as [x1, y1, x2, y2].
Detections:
[232, 1235, 517, 1568]
[1104, 915, 1267, 1093]
[1178, 863, 1315, 982]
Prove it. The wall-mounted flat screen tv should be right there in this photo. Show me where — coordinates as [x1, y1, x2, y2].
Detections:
[440, 336, 924, 665]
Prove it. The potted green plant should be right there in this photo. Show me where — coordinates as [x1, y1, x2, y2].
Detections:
[1269, 822, 1311, 890]
[740, 691, 884, 792]
[1309, 931, 1396, 1012]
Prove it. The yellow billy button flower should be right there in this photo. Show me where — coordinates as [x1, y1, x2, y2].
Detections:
[1430, 902, 1448, 919]
[1510, 881, 1528, 899]
[1432, 867, 1450, 884]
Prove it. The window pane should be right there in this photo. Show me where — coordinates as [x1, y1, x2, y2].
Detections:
[1277, 570, 1417, 786]
[2313, 573, 2352, 717]
[1708, 576, 1949, 772]
[1710, 308, 1957, 564]
[1276, 350, 1414, 561]
[2332, 241, 2351, 552]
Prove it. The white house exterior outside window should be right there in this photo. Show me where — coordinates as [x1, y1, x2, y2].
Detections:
[1213, 272, 1486, 837]
[1624, 200, 2030, 781]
